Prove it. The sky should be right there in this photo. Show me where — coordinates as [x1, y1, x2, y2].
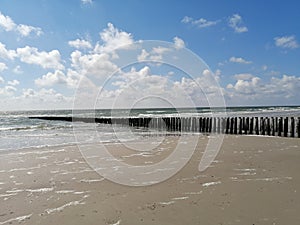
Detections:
[0, 0, 300, 110]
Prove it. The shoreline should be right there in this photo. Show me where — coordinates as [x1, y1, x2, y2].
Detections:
[0, 135, 299, 224]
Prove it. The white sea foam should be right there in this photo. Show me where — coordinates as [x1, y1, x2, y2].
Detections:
[45, 200, 84, 214]
[0, 214, 32, 225]
[202, 181, 221, 187]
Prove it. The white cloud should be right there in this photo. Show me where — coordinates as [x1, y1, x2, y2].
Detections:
[181, 16, 219, 28]
[35, 69, 81, 88]
[0, 11, 15, 31]
[81, 0, 93, 4]
[137, 46, 171, 61]
[94, 23, 134, 53]
[0, 62, 7, 71]
[274, 35, 299, 49]
[173, 37, 185, 49]
[13, 65, 23, 74]
[0, 42, 17, 60]
[70, 50, 118, 78]
[233, 73, 254, 80]
[0, 85, 16, 96]
[7, 79, 19, 86]
[229, 56, 252, 64]
[0, 76, 4, 83]
[0, 11, 42, 37]
[9, 88, 73, 110]
[16, 46, 64, 70]
[262, 65, 268, 71]
[226, 74, 300, 105]
[181, 16, 192, 24]
[17, 24, 43, 37]
[35, 70, 67, 87]
[68, 39, 92, 49]
[228, 14, 248, 33]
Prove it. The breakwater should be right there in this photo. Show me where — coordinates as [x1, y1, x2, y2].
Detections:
[29, 116, 300, 138]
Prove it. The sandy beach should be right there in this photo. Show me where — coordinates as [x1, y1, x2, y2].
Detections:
[0, 135, 299, 225]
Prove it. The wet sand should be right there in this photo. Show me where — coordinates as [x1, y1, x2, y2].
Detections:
[0, 135, 299, 225]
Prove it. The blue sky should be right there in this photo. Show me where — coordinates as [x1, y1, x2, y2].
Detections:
[0, 0, 300, 110]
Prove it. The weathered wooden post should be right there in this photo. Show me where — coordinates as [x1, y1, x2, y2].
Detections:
[230, 118, 234, 134]
[255, 117, 259, 135]
[271, 117, 275, 136]
[290, 117, 295, 137]
[261, 118, 265, 135]
[249, 117, 254, 135]
[284, 117, 288, 137]
[266, 118, 271, 136]
[217, 117, 221, 133]
[199, 117, 202, 133]
[213, 118, 216, 133]
[225, 118, 230, 134]
[297, 117, 300, 138]
[245, 117, 249, 135]
[239, 117, 243, 135]
[278, 117, 283, 136]
[234, 117, 238, 134]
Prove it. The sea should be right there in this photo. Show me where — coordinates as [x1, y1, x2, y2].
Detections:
[1, 106, 300, 151]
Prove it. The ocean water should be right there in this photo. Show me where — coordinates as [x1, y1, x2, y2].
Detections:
[1, 106, 300, 151]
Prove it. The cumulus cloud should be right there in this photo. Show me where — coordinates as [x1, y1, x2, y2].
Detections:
[173, 37, 185, 49]
[0, 76, 4, 83]
[137, 46, 171, 61]
[94, 23, 134, 53]
[274, 35, 299, 49]
[81, 0, 93, 4]
[0, 62, 7, 71]
[35, 69, 81, 88]
[68, 39, 92, 49]
[0, 11, 15, 31]
[7, 80, 20, 86]
[13, 65, 23, 74]
[0, 85, 16, 96]
[35, 70, 67, 87]
[229, 56, 252, 64]
[226, 74, 300, 105]
[70, 50, 118, 78]
[228, 14, 248, 33]
[16, 46, 64, 70]
[181, 16, 219, 28]
[0, 11, 42, 37]
[0, 42, 17, 60]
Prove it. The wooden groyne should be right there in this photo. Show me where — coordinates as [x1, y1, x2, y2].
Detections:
[29, 116, 300, 138]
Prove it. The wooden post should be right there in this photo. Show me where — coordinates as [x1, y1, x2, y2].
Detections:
[239, 117, 243, 135]
[217, 118, 221, 133]
[199, 117, 202, 133]
[249, 117, 254, 135]
[255, 117, 259, 135]
[230, 118, 234, 134]
[290, 117, 295, 137]
[271, 117, 275, 136]
[266, 118, 271, 136]
[261, 118, 265, 135]
[297, 117, 300, 138]
[278, 117, 283, 136]
[213, 118, 216, 133]
[234, 117, 238, 134]
[226, 118, 230, 134]
[245, 117, 249, 135]
[284, 117, 288, 137]
[202, 117, 206, 133]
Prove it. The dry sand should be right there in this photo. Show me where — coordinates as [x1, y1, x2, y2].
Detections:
[0, 135, 299, 225]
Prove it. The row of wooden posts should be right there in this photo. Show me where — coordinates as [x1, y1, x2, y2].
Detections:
[124, 116, 300, 138]
[30, 116, 300, 138]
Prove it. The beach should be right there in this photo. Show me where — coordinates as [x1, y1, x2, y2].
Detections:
[0, 135, 299, 225]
